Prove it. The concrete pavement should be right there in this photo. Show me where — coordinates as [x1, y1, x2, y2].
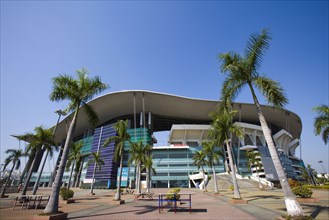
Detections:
[0, 187, 328, 220]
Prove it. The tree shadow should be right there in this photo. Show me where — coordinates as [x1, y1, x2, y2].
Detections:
[303, 204, 329, 219]
[68, 209, 142, 219]
[246, 195, 282, 202]
[74, 197, 99, 201]
[168, 208, 207, 213]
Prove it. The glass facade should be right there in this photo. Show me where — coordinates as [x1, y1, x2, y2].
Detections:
[152, 146, 225, 188]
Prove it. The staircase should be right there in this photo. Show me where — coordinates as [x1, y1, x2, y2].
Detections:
[206, 173, 272, 191]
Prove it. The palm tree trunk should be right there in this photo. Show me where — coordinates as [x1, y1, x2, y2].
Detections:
[226, 140, 241, 199]
[255, 163, 263, 189]
[201, 167, 207, 191]
[44, 109, 78, 214]
[249, 84, 304, 216]
[21, 152, 39, 195]
[67, 163, 75, 190]
[212, 162, 219, 194]
[48, 146, 63, 187]
[18, 152, 35, 186]
[1, 163, 15, 196]
[32, 149, 48, 195]
[222, 146, 229, 172]
[90, 161, 98, 194]
[137, 164, 141, 194]
[114, 155, 123, 201]
[146, 167, 150, 193]
[74, 158, 83, 187]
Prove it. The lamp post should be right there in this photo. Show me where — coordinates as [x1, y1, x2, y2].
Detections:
[318, 160, 327, 174]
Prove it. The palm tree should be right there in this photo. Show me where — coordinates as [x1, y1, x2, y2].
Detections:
[32, 128, 57, 195]
[21, 126, 55, 196]
[144, 154, 156, 193]
[89, 152, 105, 194]
[192, 150, 207, 190]
[246, 150, 263, 189]
[103, 120, 131, 201]
[313, 104, 329, 145]
[219, 29, 303, 216]
[73, 155, 85, 188]
[1, 149, 25, 197]
[128, 141, 150, 194]
[202, 141, 222, 194]
[44, 68, 108, 214]
[66, 142, 83, 190]
[211, 109, 243, 199]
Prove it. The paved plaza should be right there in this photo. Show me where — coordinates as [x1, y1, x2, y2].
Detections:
[0, 187, 328, 220]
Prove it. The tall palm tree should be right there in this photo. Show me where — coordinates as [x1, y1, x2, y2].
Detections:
[246, 150, 263, 189]
[44, 68, 108, 214]
[313, 104, 329, 145]
[219, 29, 303, 216]
[32, 128, 57, 195]
[89, 152, 105, 194]
[211, 109, 243, 199]
[192, 150, 207, 190]
[73, 155, 86, 188]
[1, 149, 25, 197]
[21, 126, 55, 196]
[202, 141, 222, 194]
[66, 142, 83, 190]
[16, 136, 35, 187]
[144, 154, 156, 193]
[103, 120, 131, 201]
[128, 141, 150, 194]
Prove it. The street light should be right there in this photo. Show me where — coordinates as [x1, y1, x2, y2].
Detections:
[318, 160, 327, 174]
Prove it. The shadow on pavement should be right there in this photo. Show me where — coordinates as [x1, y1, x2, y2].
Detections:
[247, 195, 282, 202]
[168, 208, 207, 213]
[303, 204, 329, 219]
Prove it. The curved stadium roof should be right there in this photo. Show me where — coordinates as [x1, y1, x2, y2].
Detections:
[52, 90, 302, 143]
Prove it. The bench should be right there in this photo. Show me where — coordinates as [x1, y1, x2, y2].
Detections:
[133, 192, 154, 200]
[158, 193, 194, 213]
[12, 195, 50, 210]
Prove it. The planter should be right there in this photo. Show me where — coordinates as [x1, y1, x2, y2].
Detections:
[66, 199, 75, 204]
[213, 193, 222, 196]
[111, 199, 125, 205]
[229, 199, 248, 204]
[296, 198, 319, 203]
[30, 212, 68, 220]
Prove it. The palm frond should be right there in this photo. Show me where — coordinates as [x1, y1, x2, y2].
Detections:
[254, 75, 288, 108]
[313, 104, 329, 144]
[244, 28, 271, 73]
[220, 73, 245, 106]
[219, 52, 243, 74]
[82, 103, 99, 126]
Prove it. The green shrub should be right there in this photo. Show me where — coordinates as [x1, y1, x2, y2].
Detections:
[60, 187, 74, 200]
[304, 184, 329, 190]
[229, 185, 234, 191]
[292, 186, 313, 198]
[283, 214, 313, 220]
[166, 188, 180, 200]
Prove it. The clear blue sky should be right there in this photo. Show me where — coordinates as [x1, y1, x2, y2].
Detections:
[1, 1, 328, 174]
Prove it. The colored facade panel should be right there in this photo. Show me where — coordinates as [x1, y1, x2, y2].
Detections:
[85, 124, 117, 184]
